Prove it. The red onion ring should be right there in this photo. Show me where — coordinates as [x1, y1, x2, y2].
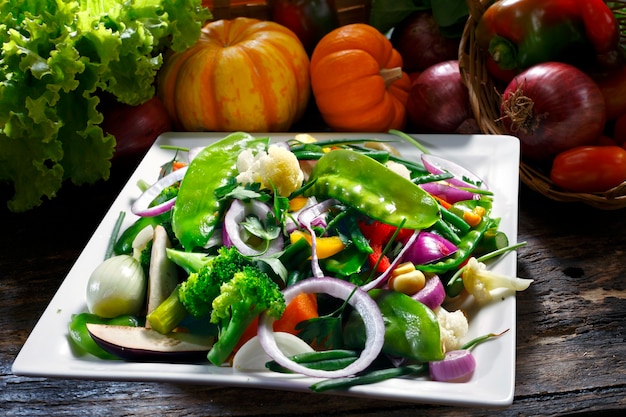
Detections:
[297, 199, 339, 278]
[223, 199, 283, 256]
[131, 166, 187, 217]
[421, 154, 488, 190]
[419, 182, 478, 204]
[258, 277, 385, 378]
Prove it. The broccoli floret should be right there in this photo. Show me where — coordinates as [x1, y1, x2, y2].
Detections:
[166, 248, 214, 275]
[147, 246, 253, 334]
[207, 266, 286, 366]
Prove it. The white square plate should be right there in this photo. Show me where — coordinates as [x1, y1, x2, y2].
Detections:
[13, 132, 520, 407]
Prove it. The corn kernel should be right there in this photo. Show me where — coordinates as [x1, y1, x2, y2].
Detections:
[388, 262, 426, 295]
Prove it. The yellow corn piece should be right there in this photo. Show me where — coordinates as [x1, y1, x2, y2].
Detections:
[388, 262, 426, 295]
[289, 230, 345, 259]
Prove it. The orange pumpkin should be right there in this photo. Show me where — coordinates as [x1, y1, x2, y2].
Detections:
[157, 18, 310, 132]
[310, 23, 411, 132]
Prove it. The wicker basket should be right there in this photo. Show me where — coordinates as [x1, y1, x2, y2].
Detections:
[459, 0, 626, 209]
[203, 1, 370, 25]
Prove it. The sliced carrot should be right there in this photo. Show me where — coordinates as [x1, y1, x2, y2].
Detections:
[274, 292, 318, 335]
[233, 317, 260, 354]
[232, 292, 319, 354]
[172, 161, 187, 171]
[432, 195, 452, 209]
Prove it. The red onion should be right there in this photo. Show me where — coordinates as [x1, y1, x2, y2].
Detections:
[403, 231, 457, 266]
[419, 182, 477, 204]
[257, 277, 385, 378]
[411, 274, 445, 310]
[390, 11, 460, 73]
[130, 166, 187, 217]
[429, 349, 476, 382]
[421, 154, 487, 190]
[500, 62, 606, 162]
[223, 199, 283, 256]
[101, 95, 172, 160]
[406, 60, 473, 133]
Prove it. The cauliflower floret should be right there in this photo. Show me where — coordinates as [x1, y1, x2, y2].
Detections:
[261, 145, 305, 196]
[235, 145, 304, 197]
[236, 149, 264, 186]
[435, 307, 469, 353]
[462, 257, 534, 304]
[385, 160, 412, 180]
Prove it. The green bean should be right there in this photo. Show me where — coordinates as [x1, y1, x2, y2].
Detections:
[432, 218, 462, 245]
[293, 150, 325, 160]
[268, 357, 358, 373]
[411, 172, 454, 184]
[266, 349, 359, 373]
[309, 364, 428, 392]
[106, 211, 126, 259]
[416, 218, 491, 274]
[440, 205, 471, 236]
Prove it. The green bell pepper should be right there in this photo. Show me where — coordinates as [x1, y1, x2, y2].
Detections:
[343, 289, 444, 363]
[68, 313, 141, 359]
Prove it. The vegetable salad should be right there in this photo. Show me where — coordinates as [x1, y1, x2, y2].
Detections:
[69, 131, 532, 391]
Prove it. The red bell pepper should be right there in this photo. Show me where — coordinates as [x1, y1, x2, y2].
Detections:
[358, 220, 413, 273]
[475, 0, 620, 74]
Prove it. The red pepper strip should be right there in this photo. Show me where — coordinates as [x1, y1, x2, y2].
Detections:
[579, 0, 620, 54]
[368, 243, 392, 273]
[359, 220, 413, 272]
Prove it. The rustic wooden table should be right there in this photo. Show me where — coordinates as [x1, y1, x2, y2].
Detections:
[1, 144, 625, 416]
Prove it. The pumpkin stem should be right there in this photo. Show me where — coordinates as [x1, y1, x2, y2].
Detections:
[379, 67, 403, 88]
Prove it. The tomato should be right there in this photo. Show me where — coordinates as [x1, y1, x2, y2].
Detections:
[550, 146, 626, 193]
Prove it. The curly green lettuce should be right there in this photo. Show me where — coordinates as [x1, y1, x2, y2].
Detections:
[0, 0, 211, 212]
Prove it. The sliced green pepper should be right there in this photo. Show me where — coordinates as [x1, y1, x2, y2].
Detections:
[68, 313, 141, 359]
[304, 149, 440, 230]
[114, 214, 167, 255]
[343, 289, 444, 363]
[172, 132, 268, 251]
